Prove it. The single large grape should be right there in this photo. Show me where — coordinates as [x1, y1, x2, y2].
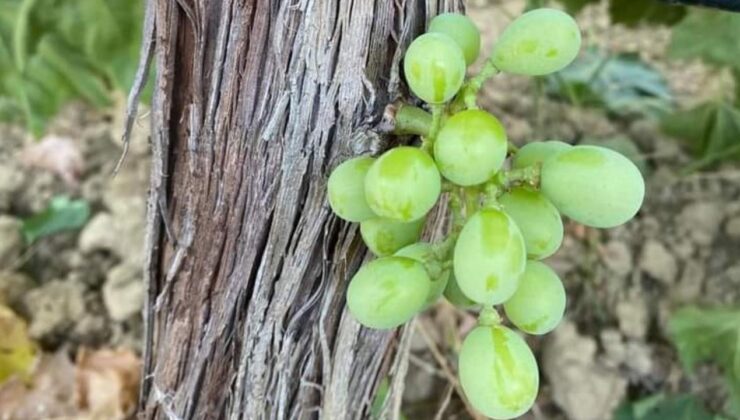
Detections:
[361, 218, 425, 257]
[403, 33, 466, 104]
[491, 8, 581, 76]
[395, 242, 449, 307]
[365, 147, 441, 222]
[434, 110, 507, 186]
[428, 13, 481, 65]
[459, 325, 539, 419]
[453, 208, 526, 304]
[504, 261, 566, 335]
[540, 145, 645, 228]
[327, 156, 376, 222]
[499, 187, 563, 260]
[346, 256, 430, 329]
[512, 140, 571, 169]
[443, 274, 479, 309]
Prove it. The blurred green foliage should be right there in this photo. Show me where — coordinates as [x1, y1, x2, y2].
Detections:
[546, 47, 673, 118]
[614, 393, 720, 420]
[556, 0, 686, 26]
[21, 195, 90, 243]
[0, 0, 146, 136]
[669, 306, 740, 417]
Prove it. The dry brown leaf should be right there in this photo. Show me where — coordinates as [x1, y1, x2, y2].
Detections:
[0, 305, 38, 384]
[19, 135, 84, 186]
[0, 351, 77, 419]
[75, 347, 141, 419]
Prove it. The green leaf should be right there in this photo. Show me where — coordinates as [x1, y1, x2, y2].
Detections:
[661, 100, 740, 169]
[668, 306, 740, 416]
[21, 196, 90, 243]
[546, 47, 674, 118]
[370, 378, 408, 420]
[668, 10, 740, 71]
[608, 0, 686, 27]
[556, 0, 600, 14]
[613, 393, 717, 420]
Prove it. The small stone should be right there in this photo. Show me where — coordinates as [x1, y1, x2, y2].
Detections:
[624, 340, 653, 378]
[599, 329, 625, 369]
[670, 239, 694, 260]
[671, 261, 704, 303]
[601, 241, 632, 276]
[103, 263, 144, 321]
[639, 240, 677, 285]
[725, 216, 740, 238]
[677, 201, 723, 246]
[23, 280, 85, 340]
[0, 215, 24, 267]
[0, 164, 24, 212]
[0, 271, 34, 306]
[543, 321, 627, 420]
[615, 293, 649, 340]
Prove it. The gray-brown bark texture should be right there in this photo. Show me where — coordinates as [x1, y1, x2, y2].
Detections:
[138, 0, 462, 419]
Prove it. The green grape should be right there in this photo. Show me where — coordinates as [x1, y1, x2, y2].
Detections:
[365, 146, 441, 222]
[403, 33, 466, 104]
[540, 145, 645, 228]
[512, 140, 571, 169]
[327, 156, 376, 222]
[434, 110, 507, 186]
[428, 13, 481, 65]
[346, 256, 430, 329]
[361, 217, 425, 257]
[504, 261, 566, 335]
[491, 8, 581, 76]
[459, 325, 539, 419]
[453, 208, 526, 304]
[443, 274, 479, 309]
[395, 242, 449, 307]
[499, 187, 563, 260]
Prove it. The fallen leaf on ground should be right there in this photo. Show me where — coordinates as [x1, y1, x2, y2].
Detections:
[0, 304, 38, 384]
[76, 347, 141, 419]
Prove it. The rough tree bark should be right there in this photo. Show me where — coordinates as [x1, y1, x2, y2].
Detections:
[134, 0, 462, 418]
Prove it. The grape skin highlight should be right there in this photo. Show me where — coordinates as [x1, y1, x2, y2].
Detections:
[360, 217, 425, 257]
[504, 261, 566, 335]
[327, 156, 376, 222]
[428, 13, 481, 65]
[540, 145, 645, 228]
[491, 8, 581, 76]
[499, 187, 563, 260]
[459, 325, 539, 419]
[365, 147, 441, 222]
[512, 140, 571, 169]
[453, 208, 526, 304]
[403, 33, 467, 104]
[434, 110, 508, 186]
[347, 256, 430, 329]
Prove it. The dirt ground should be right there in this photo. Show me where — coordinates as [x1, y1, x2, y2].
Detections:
[0, 1, 738, 419]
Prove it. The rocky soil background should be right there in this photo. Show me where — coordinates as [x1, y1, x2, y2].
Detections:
[0, 1, 739, 419]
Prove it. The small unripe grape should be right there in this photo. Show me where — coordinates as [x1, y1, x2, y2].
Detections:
[327, 156, 376, 222]
[443, 274, 479, 309]
[453, 208, 526, 304]
[361, 217, 425, 257]
[504, 261, 566, 335]
[429, 13, 481, 65]
[540, 145, 645, 228]
[434, 110, 507, 186]
[499, 187, 563, 260]
[512, 140, 571, 169]
[395, 242, 449, 307]
[492, 8, 581, 76]
[365, 147, 441, 222]
[404, 33, 466, 104]
[347, 256, 430, 329]
[459, 325, 539, 419]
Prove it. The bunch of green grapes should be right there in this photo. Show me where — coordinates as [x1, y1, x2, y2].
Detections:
[327, 8, 645, 420]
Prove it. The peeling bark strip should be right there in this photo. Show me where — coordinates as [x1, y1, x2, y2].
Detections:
[140, 0, 463, 419]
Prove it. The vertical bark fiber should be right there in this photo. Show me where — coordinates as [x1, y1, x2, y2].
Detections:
[141, 0, 462, 418]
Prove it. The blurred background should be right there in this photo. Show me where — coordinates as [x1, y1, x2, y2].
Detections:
[0, 0, 739, 419]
